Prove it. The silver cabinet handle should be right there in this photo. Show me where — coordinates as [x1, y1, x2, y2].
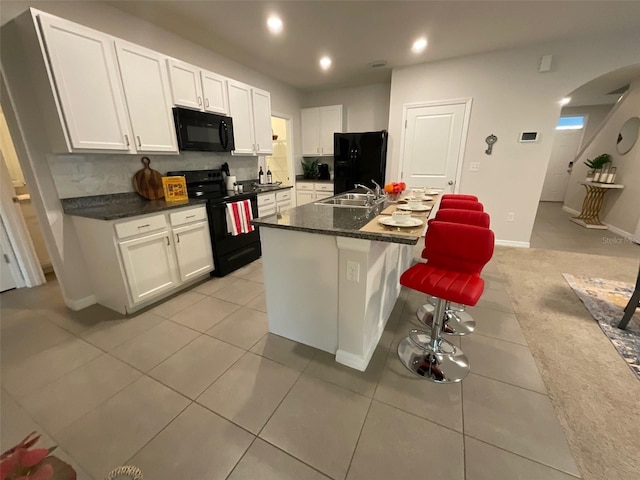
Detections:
[176, 234, 180, 243]
[137, 135, 141, 148]
[205, 98, 210, 108]
[186, 215, 195, 219]
[257, 143, 260, 151]
[124, 134, 130, 147]
[166, 237, 170, 246]
[197, 96, 202, 106]
[137, 224, 150, 229]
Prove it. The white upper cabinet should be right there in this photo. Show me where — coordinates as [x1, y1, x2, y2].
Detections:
[167, 59, 203, 110]
[38, 14, 133, 152]
[167, 60, 229, 115]
[227, 80, 256, 155]
[227, 80, 273, 156]
[301, 105, 343, 156]
[115, 41, 177, 153]
[252, 88, 272, 154]
[201, 71, 228, 114]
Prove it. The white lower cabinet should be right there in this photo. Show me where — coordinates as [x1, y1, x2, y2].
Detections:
[72, 205, 214, 314]
[295, 182, 334, 206]
[258, 189, 293, 216]
[173, 222, 214, 281]
[119, 230, 178, 303]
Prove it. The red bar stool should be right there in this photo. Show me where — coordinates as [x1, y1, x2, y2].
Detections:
[398, 221, 495, 382]
[441, 194, 478, 202]
[418, 210, 491, 335]
[439, 199, 484, 211]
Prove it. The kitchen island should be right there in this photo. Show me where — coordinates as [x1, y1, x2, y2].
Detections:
[252, 196, 424, 371]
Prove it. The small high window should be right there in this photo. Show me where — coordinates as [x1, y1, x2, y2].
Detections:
[556, 116, 585, 130]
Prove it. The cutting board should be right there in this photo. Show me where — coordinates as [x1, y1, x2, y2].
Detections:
[133, 157, 164, 200]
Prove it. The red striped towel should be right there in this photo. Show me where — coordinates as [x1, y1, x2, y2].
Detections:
[226, 200, 255, 236]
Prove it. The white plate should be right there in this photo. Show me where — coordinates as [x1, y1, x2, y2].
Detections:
[424, 190, 440, 195]
[405, 195, 434, 202]
[397, 204, 432, 212]
[379, 217, 424, 228]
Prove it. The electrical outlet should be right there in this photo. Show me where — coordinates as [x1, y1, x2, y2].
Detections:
[469, 162, 480, 172]
[346, 261, 360, 282]
[507, 213, 515, 222]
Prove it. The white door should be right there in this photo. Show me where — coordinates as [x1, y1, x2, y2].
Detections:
[119, 230, 177, 304]
[38, 14, 132, 151]
[172, 222, 214, 281]
[319, 106, 343, 155]
[400, 102, 468, 191]
[167, 59, 203, 110]
[0, 218, 19, 292]
[252, 88, 273, 154]
[540, 129, 584, 202]
[301, 108, 320, 155]
[201, 70, 228, 115]
[228, 80, 255, 155]
[115, 42, 178, 153]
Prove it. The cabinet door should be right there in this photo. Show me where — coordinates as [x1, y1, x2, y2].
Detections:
[167, 59, 203, 110]
[115, 42, 178, 153]
[319, 105, 343, 155]
[119, 230, 177, 304]
[227, 80, 255, 155]
[173, 222, 214, 282]
[38, 14, 132, 151]
[301, 108, 320, 155]
[252, 88, 273, 154]
[201, 70, 228, 115]
[296, 191, 315, 206]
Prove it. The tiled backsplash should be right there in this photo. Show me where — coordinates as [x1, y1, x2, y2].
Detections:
[49, 152, 259, 198]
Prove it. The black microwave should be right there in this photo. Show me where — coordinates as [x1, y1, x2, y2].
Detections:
[173, 107, 235, 152]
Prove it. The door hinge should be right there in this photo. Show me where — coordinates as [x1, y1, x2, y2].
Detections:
[3, 254, 9, 263]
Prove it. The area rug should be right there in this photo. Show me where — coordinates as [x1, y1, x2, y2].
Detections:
[563, 273, 640, 380]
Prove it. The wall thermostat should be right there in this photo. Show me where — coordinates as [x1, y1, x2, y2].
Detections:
[519, 131, 540, 143]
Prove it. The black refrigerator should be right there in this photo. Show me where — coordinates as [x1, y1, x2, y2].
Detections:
[333, 130, 388, 194]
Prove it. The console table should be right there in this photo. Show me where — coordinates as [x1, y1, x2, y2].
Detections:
[570, 181, 624, 229]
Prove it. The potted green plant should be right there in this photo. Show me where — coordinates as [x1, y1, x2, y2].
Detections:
[584, 153, 611, 181]
[301, 158, 319, 179]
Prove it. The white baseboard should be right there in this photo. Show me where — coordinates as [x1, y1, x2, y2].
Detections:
[562, 205, 580, 216]
[495, 239, 530, 248]
[65, 295, 96, 311]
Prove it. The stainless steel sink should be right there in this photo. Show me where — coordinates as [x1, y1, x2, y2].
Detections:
[315, 192, 386, 208]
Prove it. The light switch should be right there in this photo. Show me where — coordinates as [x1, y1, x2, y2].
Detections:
[469, 163, 480, 172]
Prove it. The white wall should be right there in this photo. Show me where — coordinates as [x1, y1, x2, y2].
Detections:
[564, 80, 640, 234]
[302, 83, 391, 133]
[388, 31, 640, 246]
[561, 104, 613, 153]
[1, 1, 303, 306]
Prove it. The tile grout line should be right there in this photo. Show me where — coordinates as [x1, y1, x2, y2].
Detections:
[463, 433, 583, 479]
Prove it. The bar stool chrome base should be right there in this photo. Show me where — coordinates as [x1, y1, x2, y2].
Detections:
[417, 303, 476, 335]
[397, 330, 470, 383]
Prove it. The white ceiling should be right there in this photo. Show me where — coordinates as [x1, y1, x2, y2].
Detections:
[109, 0, 640, 94]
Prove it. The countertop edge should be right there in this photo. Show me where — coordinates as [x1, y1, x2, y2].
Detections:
[252, 219, 419, 245]
[63, 198, 208, 221]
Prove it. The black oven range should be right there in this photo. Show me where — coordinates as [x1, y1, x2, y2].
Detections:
[167, 169, 260, 277]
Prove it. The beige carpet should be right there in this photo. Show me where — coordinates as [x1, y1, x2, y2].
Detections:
[495, 247, 640, 480]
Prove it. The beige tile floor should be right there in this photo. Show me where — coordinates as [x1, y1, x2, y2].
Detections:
[1, 255, 581, 480]
[531, 202, 640, 258]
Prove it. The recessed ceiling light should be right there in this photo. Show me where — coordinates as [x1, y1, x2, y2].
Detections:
[319, 56, 332, 71]
[411, 37, 427, 54]
[559, 97, 571, 106]
[267, 15, 283, 34]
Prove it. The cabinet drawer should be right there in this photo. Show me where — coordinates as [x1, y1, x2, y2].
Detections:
[169, 206, 207, 227]
[275, 190, 291, 202]
[115, 214, 167, 239]
[315, 183, 334, 192]
[257, 193, 276, 206]
[297, 182, 314, 191]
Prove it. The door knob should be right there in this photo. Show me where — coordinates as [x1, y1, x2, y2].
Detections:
[448, 180, 454, 185]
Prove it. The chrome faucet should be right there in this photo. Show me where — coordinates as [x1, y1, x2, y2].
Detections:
[354, 183, 375, 196]
[371, 179, 382, 198]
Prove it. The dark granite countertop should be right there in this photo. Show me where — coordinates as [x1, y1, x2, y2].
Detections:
[251, 194, 421, 245]
[61, 193, 208, 221]
[239, 181, 293, 194]
[295, 175, 334, 184]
